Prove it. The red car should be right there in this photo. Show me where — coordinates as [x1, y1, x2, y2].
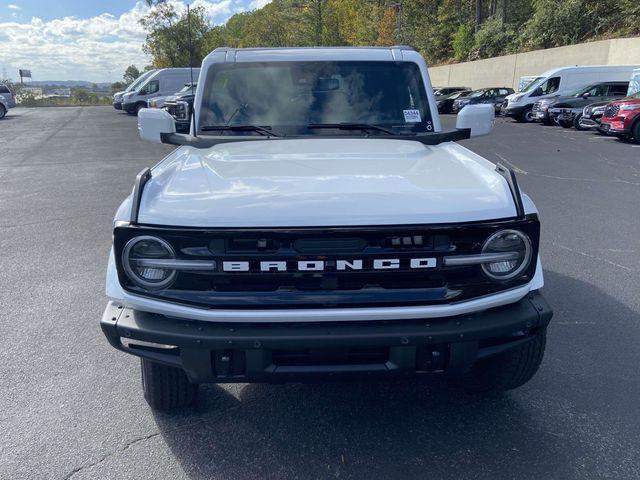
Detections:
[600, 93, 640, 143]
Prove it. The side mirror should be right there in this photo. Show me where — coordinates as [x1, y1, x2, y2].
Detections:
[138, 108, 176, 143]
[456, 104, 494, 137]
[582, 92, 590, 98]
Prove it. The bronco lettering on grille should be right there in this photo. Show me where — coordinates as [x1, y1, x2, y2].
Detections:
[221, 258, 437, 272]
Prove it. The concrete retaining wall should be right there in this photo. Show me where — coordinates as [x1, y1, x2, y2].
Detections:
[428, 37, 640, 90]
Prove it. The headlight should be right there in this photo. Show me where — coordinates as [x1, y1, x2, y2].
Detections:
[481, 229, 532, 281]
[620, 104, 640, 111]
[122, 236, 177, 289]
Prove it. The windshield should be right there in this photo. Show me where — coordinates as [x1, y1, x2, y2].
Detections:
[198, 61, 433, 135]
[467, 90, 486, 98]
[521, 77, 544, 93]
[628, 71, 640, 96]
[126, 71, 153, 93]
[519, 77, 542, 92]
[450, 90, 468, 99]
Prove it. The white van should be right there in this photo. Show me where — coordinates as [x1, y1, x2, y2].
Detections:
[504, 65, 640, 123]
[113, 70, 157, 110]
[122, 68, 200, 115]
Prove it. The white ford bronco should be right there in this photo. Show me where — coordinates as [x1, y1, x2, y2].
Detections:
[102, 47, 552, 411]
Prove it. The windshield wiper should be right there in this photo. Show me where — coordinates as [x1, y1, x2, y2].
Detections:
[307, 123, 398, 135]
[200, 125, 281, 137]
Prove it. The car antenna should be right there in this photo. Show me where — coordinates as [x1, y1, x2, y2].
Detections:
[187, 3, 197, 138]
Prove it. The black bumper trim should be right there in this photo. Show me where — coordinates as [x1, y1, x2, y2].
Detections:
[101, 291, 552, 383]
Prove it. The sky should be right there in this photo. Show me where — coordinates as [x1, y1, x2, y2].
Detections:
[0, 0, 271, 83]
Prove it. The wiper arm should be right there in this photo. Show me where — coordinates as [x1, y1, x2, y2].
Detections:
[200, 125, 281, 137]
[307, 123, 398, 135]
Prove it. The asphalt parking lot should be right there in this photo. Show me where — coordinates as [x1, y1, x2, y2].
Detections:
[1, 106, 639, 480]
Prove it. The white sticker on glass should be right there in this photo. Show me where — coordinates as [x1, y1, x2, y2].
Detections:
[403, 109, 422, 123]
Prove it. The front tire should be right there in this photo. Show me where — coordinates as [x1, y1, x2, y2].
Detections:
[141, 358, 198, 411]
[454, 328, 547, 394]
[573, 114, 585, 130]
[0, 104, 6, 119]
[135, 103, 146, 116]
[558, 119, 572, 128]
[632, 121, 640, 144]
[517, 107, 534, 123]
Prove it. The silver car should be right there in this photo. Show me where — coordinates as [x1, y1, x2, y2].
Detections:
[0, 84, 16, 119]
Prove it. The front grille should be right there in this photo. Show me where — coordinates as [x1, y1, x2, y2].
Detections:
[114, 219, 540, 309]
[603, 104, 620, 118]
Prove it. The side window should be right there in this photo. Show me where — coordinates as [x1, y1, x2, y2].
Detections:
[499, 89, 509, 96]
[539, 77, 560, 95]
[141, 80, 159, 95]
[608, 84, 629, 96]
[0, 85, 10, 94]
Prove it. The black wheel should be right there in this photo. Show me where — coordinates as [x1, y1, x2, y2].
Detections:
[135, 103, 146, 116]
[573, 114, 585, 130]
[0, 104, 6, 119]
[542, 117, 553, 126]
[595, 127, 607, 135]
[453, 328, 546, 394]
[558, 119, 572, 128]
[517, 107, 534, 123]
[632, 121, 640, 144]
[141, 358, 198, 411]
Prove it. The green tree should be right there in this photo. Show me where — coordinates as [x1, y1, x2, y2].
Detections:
[123, 65, 141, 84]
[453, 23, 475, 61]
[140, 3, 210, 67]
[473, 16, 516, 58]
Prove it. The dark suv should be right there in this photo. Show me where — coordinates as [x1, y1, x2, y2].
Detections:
[452, 87, 514, 114]
[547, 82, 629, 128]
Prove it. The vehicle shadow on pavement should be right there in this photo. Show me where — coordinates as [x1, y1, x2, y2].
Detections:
[151, 270, 638, 480]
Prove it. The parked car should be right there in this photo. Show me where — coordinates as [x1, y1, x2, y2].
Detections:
[436, 89, 471, 114]
[163, 83, 197, 133]
[546, 81, 629, 128]
[505, 65, 639, 124]
[113, 70, 157, 110]
[452, 87, 514, 114]
[103, 46, 552, 411]
[577, 101, 610, 132]
[600, 92, 640, 143]
[122, 68, 200, 115]
[434, 86, 470, 97]
[0, 83, 16, 119]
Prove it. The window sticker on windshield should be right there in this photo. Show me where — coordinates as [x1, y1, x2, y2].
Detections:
[403, 109, 422, 123]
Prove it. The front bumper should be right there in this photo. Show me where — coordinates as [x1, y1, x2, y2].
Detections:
[101, 291, 552, 383]
[122, 102, 137, 113]
[579, 116, 601, 129]
[600, 121, 629, 135]
[504, 105, 526, 118]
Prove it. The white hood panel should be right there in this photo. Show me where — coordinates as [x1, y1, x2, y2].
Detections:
[138, 139, 517, 227]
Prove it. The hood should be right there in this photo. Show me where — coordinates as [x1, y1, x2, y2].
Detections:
[137, 138, 519, 227]
[610, 97, 640, 106]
